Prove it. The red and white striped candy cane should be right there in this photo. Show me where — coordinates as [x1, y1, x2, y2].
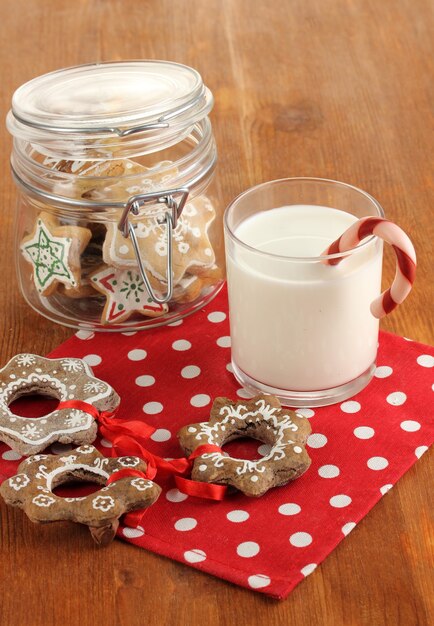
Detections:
[322, 217, 416, 319]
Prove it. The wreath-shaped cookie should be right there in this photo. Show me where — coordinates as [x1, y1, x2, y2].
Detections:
[178, 394, 312, 497]
[0, 446, 161, 545]
[0, 354, 119, 455]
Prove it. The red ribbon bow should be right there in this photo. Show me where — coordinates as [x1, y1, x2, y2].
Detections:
[58, 400, 227, 508]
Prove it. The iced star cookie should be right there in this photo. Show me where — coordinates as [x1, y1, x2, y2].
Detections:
[0, 446, 161, 546]
[178, 394, 312, 497]
[89, 265, 168, 324]
[0, 354, 120, 456]
[102, 194, 216, 284]
[20, 212, 92, 296]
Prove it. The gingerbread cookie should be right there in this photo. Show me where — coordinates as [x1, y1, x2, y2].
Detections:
[178, 394, 311, 497]
[0, 354, 119, 455]
[102, 194, 216, 284]
[89, 265, 168, 324]
[20, 212, 92, 296]
[173, 265, 223, 304]
[0, 446, 161, 545]
[38, 152, 179, 203]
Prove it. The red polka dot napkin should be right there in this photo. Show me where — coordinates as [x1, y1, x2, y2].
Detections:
[0, 286, 433, 600]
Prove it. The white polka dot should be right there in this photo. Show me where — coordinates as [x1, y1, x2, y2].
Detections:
[237, 541, 260, 557]
[166, 489, 188, 502]
[226, 362, 234, 373]
[184, 549, 207, 563]
[216, 336, 231, 348]
[354, 426, 375, 439]
[168, 319, 183, 327]
[374, 366, 393, 378]
[190, 394, 211, 407]
[386, 391, 407, 406]
[417, 354, 434, 368]
[83, 354, 102, 366]
[128, 349, 147, 361]
[248, 574, 271, 589]
[135, 375, 155, 387]
[174, 517, 197, 531]
[236, 388, 254, 399]
[341, 522, 356, 536]
[400, 420, 421, 432]
[258, 444, 272, 456]
[207, 311, 226, 323]
[75, 330, 95, 340]
[301, 563, 317, 577]
[151, 429, 171, 442]
[172, 340, 191, 351]
[181, 365, 201, 379]
[198, 464, 207, 471]
[380, 484, 393, 495]
[340, 401, 361, 413]
[318, 465, 340, 478]
[307, 433, 327, 448]
[227, 510, 249, 523]
[1, 450, 22, 461]
[143, 401, 163, 415]
[289, 532, 312, 547]
[415, 446, 428, 458]
[123, 526, 144, 538]
[250, 475, 259, 482]
[367, 456, 389, 470]
[296, 408, 315, 418]
[329, 494, 352, 508]
[278, 503, 301, 516]
[100, 438, 113, 448]
[293, 446, 302, 453]
[51, 443, 73, 454]
[119, 245, 129, 254]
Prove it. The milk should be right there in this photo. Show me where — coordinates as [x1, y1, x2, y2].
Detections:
[226, 205, 383, 391]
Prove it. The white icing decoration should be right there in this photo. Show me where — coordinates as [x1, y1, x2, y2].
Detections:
[32, 494, 56, 507]
[9, 473, 30, 491]
[16, 355, 36, 367]
[92, 495, 115, 512]
[118, 457, 140, 468]
[193, 399, 301, 475]
[130, 478, 153, 491]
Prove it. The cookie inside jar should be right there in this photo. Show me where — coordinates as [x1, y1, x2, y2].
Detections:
[9, 61, 224, 330]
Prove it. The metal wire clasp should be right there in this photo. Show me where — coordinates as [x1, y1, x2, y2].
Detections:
[118, 188, 189, 304]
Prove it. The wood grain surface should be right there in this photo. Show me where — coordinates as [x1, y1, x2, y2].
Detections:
[0, 1, 433, 625]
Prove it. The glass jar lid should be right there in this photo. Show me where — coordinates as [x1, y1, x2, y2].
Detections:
[8, 60, 213, 137]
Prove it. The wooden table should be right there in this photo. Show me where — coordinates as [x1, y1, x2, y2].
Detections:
[0, 1, 432, 624]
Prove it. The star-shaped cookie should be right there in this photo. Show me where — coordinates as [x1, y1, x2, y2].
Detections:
[0, 446, 161, 546]
[178, 394, 312, 497]
[20, 212, 91, 296]
[102, 195, 216, 284]
[90, 265, 168, 324]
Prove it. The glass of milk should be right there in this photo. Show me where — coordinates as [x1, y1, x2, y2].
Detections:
[224, 177, 386, 407]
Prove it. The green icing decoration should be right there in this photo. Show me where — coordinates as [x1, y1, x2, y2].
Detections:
[23, 221, 75, 291]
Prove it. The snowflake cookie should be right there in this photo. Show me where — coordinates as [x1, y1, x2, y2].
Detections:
[0, 446, 161, 546]
[20, 212, 92, 296]
[0, 353, 120, 455]
[178, 394, 312, 497]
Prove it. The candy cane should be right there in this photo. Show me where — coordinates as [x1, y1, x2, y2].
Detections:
[322, 217, 416, 319]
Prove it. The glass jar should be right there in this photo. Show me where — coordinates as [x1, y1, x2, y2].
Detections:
[8, 60, 224, 331]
